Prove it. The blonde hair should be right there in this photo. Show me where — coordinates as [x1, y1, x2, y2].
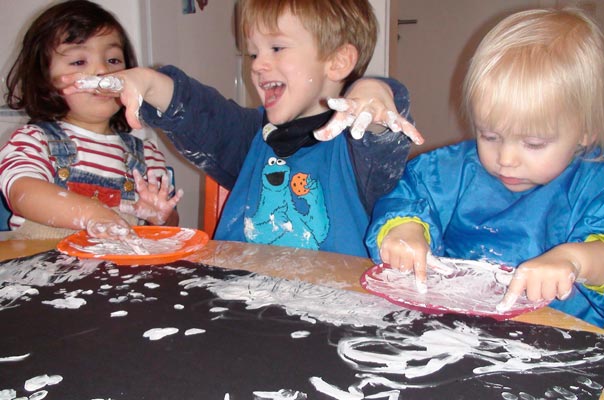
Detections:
[463, 8, 604, 152]
[239, 0, 377, 85]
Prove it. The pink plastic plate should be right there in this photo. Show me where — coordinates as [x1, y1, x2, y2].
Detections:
[360, 257, 549, 320]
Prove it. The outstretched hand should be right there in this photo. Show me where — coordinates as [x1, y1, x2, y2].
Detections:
[119, 170, 184, 226]
[314, 78, 424, 145]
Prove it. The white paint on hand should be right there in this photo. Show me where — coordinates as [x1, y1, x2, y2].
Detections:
[76, 75, 123, 91]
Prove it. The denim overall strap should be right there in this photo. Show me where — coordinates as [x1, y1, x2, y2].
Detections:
[37, 121, 77, 189]
[37, 122, 143, 202]
[118, 132, 147, 176]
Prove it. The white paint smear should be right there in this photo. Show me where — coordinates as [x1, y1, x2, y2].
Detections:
[361, 259, 548, 318]
[0, 353, 29, 363]
[41, 297, 86, 309]
[179, 272, 603, 398]
[180, 274, 406, 328]
[184, 328, 206, 336]
[143, 327, 178, 341]
[0, 389, 16, 400]
[69, 228, 196, 256]
[252, 389, 308, 399]
[0, 254, 100, 311]
[110, 310, 128, 317]
[291, 331, 310, 339]
[24, 374, 62, 392]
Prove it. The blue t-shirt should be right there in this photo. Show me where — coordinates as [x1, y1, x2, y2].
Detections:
[140, 65, 414, 257]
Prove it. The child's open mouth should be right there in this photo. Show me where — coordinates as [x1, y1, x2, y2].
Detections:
[260, 81, 285, 108]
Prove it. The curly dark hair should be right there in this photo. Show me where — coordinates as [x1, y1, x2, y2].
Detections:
[5, 0, 137, 132]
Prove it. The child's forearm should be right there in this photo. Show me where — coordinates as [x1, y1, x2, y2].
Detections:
[8, 177, 120, 230]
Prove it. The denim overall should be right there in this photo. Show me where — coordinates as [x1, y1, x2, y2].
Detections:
[39, 121, 147, 204]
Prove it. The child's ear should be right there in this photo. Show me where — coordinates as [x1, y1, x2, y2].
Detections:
[326, 44, 358, 81]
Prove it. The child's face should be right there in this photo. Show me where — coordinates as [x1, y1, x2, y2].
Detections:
[246, 11, 336, 125]
[476, 119, 587, 192]
[49, 29, 125, 133]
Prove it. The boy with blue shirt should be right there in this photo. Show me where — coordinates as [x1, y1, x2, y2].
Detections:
[65, 0, 422, 257]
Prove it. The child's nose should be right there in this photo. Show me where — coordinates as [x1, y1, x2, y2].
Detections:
[92, 61, 111, 76]
[251, 54, 270, 72]
[498, 144, 519, 167]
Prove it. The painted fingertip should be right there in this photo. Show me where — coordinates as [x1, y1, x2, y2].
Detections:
[496, 293, 517, 313]
[386, 111, 402, 132]
[327, 98, 350, 112]
[415, 279, 427, 294]
[351, 111, 372, 140]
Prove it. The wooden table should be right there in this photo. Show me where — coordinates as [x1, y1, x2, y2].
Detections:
[1, 238, 603, 399]
[1, 238, 602, 334]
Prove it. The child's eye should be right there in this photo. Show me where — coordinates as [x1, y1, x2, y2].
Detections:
[479, 132, 499, 142]
[523, 140, 548, 150]
[271, 46, 284, 53]
[70, 60, 86, 66]
[108, 58, 123, 65]
[248, 53, 257, 60]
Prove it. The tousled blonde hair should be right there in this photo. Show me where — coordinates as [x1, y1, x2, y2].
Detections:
[239, 0, 377, 86]
[463, 8, 604, 152]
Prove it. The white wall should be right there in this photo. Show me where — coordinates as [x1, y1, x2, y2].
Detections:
[393, 0, 604, 157]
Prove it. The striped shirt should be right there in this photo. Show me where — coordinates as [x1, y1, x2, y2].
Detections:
[0, 121, 168, 229]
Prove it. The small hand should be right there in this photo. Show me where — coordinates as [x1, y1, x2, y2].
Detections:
[380, 222, 430, 293]
[86, 215, 133, 239]
[314, 98, 423, 145]
[61, 70, 146, 130]
[120, 170, 184, 225]
[496, 255, 579, 313]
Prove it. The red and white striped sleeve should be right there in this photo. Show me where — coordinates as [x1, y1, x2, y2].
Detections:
[0, 124, 55, 206]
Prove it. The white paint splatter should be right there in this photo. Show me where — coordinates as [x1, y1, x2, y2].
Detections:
[144, 282, 160, 289]
[41, 297, 86, 309]
[174, 304, 184, 310]
[252, 389, 308, 399]
[185, 328, 206, 336]
[28, 391, 48, 400]
[0, 354, 29, 362]
[0, 254, 100, 311]
[291, 331, 310, 339]
[143, 327, 178, 341]
[110, 310, 128, 317]
[24, 374, 62, 392]
[0, 389, 16, 400]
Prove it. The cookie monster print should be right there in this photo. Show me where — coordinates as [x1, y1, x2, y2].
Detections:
[244, 157, 329, 249]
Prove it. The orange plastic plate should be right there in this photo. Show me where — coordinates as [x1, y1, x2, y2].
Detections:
[57, 226, 209, 265]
